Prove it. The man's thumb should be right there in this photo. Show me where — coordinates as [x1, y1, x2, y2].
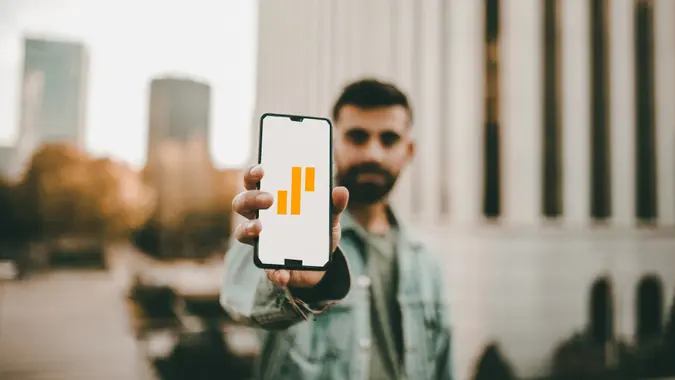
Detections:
[331, 187, 349, 227]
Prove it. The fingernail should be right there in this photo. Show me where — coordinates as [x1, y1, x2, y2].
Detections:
[247, 221, 257, 231]
[250, 165, 263, 176]
[256, 193, 272, 203]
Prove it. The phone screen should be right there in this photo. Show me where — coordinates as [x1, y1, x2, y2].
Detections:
[255, 114, 332, 269]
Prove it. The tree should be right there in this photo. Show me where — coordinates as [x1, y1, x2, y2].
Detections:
[0, 176, 18, 241]
[621, 296, 675, 377]
[472, 342, 516, 380]
[14, 142, 155, 242]
[21, 142, 87, 178]
[12, 143, 88, 240]
[548, 330, 632, 380]
[83, 158, 156, 239]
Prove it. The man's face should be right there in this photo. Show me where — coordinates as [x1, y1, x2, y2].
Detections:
[334, 105, 414, 205]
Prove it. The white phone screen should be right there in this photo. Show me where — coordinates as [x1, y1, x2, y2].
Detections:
[255, 114, 332, 269]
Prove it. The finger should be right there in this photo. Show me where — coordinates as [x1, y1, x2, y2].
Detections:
[233, 219, 262, 245]
[265, 269, 290, 287]
[231, 190, 274, 219]
[243, 164, 264, 191]
[331, 186, 349, 226]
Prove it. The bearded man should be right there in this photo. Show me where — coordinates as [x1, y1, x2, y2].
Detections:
[221, 79, 453, 380]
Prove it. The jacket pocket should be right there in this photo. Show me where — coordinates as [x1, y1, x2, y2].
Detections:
[275, 348, 325, 380]
[401, 298, 444, 362]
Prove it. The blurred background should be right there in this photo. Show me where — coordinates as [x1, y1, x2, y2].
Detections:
[1, 0, 675, 380]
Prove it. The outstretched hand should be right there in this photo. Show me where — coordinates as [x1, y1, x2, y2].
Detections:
[231, 164, 349, 288]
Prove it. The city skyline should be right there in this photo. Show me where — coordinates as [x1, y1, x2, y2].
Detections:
[0, 0, 258, 169]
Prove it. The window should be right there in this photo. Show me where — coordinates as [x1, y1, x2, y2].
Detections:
[590, 0, 612, 220]
[589, 276, 614, 343]
[542, 0, 563, 217]
[483, 0, 501, 218]
[634, 0, 657, 222]
[636, 275, 663, 343]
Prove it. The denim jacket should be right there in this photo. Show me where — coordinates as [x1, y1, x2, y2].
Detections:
[220, 209, 453, 380]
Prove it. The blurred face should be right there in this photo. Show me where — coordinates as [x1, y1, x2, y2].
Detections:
[334, 105, 414, 205]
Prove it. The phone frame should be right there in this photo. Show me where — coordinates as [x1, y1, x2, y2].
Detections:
[253, 112, 334, 271]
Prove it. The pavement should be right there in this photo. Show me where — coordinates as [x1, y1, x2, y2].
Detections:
[0, 260, 156, 379]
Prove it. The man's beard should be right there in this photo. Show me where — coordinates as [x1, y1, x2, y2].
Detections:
[337, 162, 398, 205]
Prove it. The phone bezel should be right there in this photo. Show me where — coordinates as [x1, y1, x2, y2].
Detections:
[253, 112, 334, 271]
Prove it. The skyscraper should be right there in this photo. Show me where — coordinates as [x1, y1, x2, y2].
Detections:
[19, 37, 89, 146]
[145, 76, 217, 257]
[146, 76, 214, 203]
[147, 77, 211, 154]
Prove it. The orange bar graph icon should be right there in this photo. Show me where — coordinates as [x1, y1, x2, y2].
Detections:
[276, 166, 316, 216]
[305, 167, 315, 192]
[290, 167, 302, 215]
[277, 190, 288, 215]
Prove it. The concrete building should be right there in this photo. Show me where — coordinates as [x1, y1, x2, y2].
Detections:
[19, 37, 89, 147]
[0, 145, 16, 179]
[145, 77, 214, 212]
[145, 77, 224, 256]
[146, 77, 212, 150]
[253, 0, 675, 379]
[1, 68, 46, 181]
[16, 68, 43, 175]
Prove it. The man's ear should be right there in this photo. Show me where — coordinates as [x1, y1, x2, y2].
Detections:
[407, 140, 415, 160]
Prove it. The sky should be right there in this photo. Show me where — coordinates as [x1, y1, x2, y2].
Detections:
[0, 0, 258, 169]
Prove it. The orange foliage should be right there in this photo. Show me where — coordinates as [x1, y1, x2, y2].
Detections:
[145, 139, 241, 228]
[15, 143, 156, 240]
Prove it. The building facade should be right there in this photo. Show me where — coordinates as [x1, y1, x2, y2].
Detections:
[0, 146, 16, 179]
[254, 0, 675, 379]
[19, 37, 89, 147]
[146, 76, 214, 220]
[146, 77, 212, 150]
[145, 77, 231, 257]
[10, 69, 45, 181]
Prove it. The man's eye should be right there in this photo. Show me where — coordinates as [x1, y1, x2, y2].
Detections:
[380, 132, 400, 147]
[346, 131, 369, 145]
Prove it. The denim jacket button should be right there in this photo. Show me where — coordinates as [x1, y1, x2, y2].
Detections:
[357, 275, 371, 288]
[359, 338, 371, 349]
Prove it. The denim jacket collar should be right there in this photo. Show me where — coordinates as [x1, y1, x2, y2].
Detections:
[339, 205, 431, 306]
[340, 206, 423, 254]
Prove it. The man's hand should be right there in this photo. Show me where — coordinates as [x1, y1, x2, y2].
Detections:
[232, 164, 349, 289]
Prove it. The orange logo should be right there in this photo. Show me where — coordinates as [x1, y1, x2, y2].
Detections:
[277, 167, 315, 215]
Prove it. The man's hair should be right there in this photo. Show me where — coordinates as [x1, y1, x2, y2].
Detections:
[331, 78, 413, 122]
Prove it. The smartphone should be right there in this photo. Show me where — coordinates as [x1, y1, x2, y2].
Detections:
[254, 113, 333, 270]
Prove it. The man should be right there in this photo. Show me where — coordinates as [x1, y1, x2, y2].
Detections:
[221, 79, 453, 379]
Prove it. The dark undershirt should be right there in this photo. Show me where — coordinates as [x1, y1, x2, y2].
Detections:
[366, 229, 405, 380]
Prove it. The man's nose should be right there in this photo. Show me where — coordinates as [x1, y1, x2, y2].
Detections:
[363, 140, 386, 162]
